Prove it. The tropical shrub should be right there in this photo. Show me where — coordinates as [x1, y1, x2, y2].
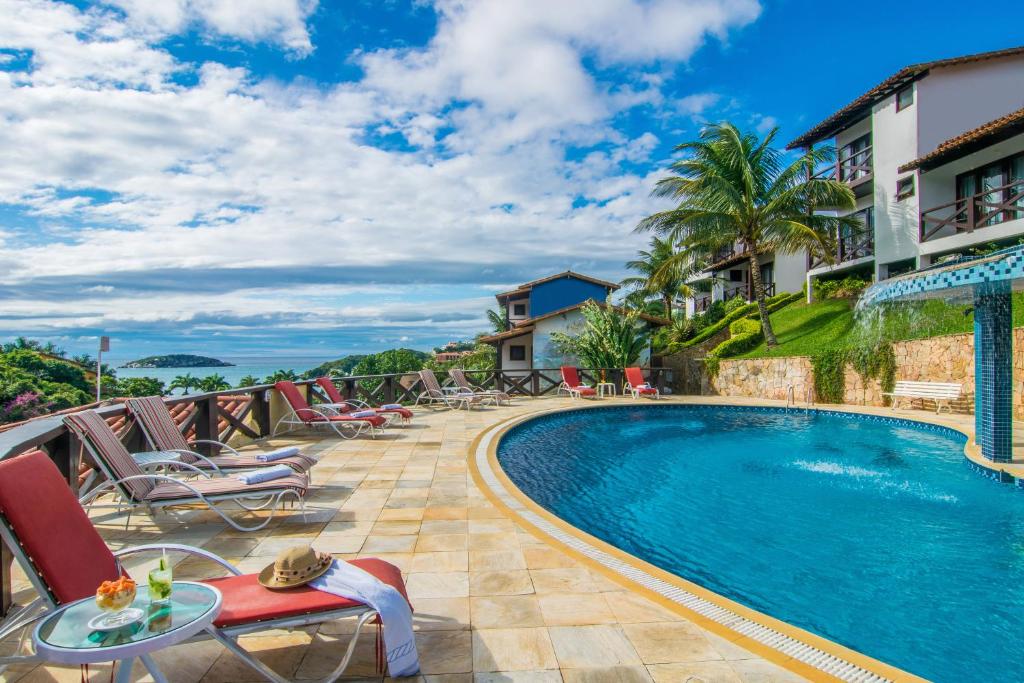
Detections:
[116, 377, 166, 397]
[813, 275, 871, 300]
[550, 301, 649, 369]
[724, 296, 747, 314]
[0, 392, 51, 423]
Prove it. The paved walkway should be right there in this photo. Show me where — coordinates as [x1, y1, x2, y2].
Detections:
[5, 396, 864, 682]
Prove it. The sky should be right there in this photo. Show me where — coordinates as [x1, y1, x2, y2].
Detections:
[0, 0, 1021, 360]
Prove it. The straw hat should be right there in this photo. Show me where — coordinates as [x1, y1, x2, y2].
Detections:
[258, 545, 333, 589]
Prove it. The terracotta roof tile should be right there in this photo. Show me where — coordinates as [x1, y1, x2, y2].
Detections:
[787, 46, 1024, 149]
[899, 107, 1024, 173]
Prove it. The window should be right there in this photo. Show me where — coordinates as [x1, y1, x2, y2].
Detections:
[956, 152, 1024, 227]
[512, 303, 526, 316]
[896, 85, 914, 112]
[896, 176, 915, 201]
[729, 269, 744, 282]
[509, 345, 526, 361]
[839, 133, 872, 182]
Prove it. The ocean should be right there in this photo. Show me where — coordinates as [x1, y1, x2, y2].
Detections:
[110, 355, 337, 393]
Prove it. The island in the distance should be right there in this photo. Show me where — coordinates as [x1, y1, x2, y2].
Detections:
[121, 354, 235, 369]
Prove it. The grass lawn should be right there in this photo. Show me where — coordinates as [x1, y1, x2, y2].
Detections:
[737, 292, 1024, 359]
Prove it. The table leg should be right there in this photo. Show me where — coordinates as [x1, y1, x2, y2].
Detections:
[140, 653, 170, 683]
[114, 658, 135, 683]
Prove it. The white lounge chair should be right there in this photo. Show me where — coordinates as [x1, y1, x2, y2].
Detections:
[415, 369, 483, 409]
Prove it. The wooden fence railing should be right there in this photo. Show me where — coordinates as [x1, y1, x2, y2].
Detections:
[0, 367, 671, 616]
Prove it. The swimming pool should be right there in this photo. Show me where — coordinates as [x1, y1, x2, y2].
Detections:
[496, 405, 1022, 683]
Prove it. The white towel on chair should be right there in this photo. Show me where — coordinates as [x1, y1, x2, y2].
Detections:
[255, 446, 301, 462]
[349, 410, 377, 418]
[310, 560, 420, 676]
[236, 465, 292, 485]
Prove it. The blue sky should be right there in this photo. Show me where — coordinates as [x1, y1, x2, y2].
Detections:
[0, 0, 1020, 360]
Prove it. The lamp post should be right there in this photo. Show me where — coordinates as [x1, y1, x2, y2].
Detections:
[96, 336, 109, 402]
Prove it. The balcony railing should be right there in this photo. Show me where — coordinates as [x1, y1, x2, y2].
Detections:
[920, 179, 1024, 241]
[808, 227, 875, 270]
[0, 367, 673, 616]
[811, 146, 873, 187]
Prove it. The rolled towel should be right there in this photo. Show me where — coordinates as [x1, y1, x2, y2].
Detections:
[255, 446, 301, 462]
[349, 410, 377, 418]
[380, 403, 403, 410]
[237, 465, 292, 485]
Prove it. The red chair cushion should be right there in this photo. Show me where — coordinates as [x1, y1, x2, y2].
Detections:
[636, 386, 658, 394]
[0, 452, 121, 604]
[204, 558, 410, 628]
[380, 408, 413, 419]
[330, 414, 386, 427]
[576, 387, 596, 395]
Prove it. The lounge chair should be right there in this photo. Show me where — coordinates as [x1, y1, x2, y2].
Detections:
[64, 411, 307, 532]
[0, 451, 410, 682]
[414, 369, 483, 410]
[274, 381, 386, 439]
[624, 367, 660, 399]
[125, 396, 317, 474]
[314, 377, 414, 425]
[558, 366, 597, 399]
[449, 368, 511, 406]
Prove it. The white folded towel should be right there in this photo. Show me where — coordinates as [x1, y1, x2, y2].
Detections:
[349, 410, 377, 418]
[255, 446, 301, 462]
[237, 465, 292, 485]
[311, 560, 419, 676]
[381, 403, 403, 410]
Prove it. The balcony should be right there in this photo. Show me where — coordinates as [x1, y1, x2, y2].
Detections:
[812, 141, 873, 197]
[920, 178, 1024, 242]
[808, 225, 875, 271]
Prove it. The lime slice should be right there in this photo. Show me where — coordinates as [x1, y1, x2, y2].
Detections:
[158, 556, 168, 571]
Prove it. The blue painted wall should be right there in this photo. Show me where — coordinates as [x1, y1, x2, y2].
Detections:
[529, 277, 612, 317]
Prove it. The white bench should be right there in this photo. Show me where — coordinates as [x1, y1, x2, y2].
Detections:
[883, 381, 962, 414]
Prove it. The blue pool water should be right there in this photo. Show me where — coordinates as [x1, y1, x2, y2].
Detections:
[497, 405, 1024, 682]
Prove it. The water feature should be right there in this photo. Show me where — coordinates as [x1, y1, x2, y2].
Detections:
[856, 245, 1024, 462]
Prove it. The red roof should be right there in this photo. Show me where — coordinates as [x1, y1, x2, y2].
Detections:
[787, 46, 1024, 149]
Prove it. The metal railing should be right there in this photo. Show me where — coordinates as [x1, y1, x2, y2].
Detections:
[920, 179, 1024, 241]
[0, 366, 671, 616]
[812, 145, 873, 185]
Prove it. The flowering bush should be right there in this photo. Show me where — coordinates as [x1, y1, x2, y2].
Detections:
[0, 392, 52, 423]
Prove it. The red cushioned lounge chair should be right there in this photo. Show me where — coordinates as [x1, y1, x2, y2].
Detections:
[0, 451, 410, 683]
[125, 396, 317, 474]
[558, 366, 597, 400]
[274, 381, 385, 439]
[314, 377, 414, 425]
[624, 367, 660, 400]
[65, 411, 307, 532]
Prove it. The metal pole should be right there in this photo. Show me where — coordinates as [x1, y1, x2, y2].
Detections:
[96, 335, 110, 402]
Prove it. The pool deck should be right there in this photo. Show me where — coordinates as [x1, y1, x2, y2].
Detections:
[3, 394, 999, 683]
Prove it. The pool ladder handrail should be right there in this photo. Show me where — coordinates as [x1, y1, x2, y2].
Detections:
[805, 385, 815, 413]
[786, 385, 794, 408]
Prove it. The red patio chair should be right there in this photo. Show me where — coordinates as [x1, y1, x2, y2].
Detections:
[274, 381, 385, 439]
[558, 366, 597, 399]
[314, 377, 414, 425]
[624, 367, 660, 399]
[0, 451, 410, 682]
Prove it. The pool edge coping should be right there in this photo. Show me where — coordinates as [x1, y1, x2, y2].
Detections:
[468, 400, 935, 683]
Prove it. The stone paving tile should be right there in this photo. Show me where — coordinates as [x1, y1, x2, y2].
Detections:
[7, 397, 809, 683]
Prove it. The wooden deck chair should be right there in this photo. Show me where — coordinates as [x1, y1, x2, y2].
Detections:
[0, 451, 410, 683]
[65, 411, 307, 533]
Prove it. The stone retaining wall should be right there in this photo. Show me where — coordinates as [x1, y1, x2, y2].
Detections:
[694, 329, 1024, 416]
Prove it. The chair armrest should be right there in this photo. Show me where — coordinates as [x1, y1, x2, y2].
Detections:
[189, 439, 243, 458]
[113, 543, 243, 576]
[144, 459, 213, 478]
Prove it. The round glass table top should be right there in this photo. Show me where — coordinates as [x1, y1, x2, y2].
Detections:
[35, 581, 220, 661]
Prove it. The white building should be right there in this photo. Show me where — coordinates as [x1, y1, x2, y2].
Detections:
[787, 46, 1024, 291]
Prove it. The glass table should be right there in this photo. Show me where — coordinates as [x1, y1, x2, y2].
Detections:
[34, 581, 222, 683]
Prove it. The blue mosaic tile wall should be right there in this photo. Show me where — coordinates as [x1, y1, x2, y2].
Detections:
[975, 285, 1013, 462]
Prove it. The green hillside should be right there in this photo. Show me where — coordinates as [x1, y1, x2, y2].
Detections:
[736, 293, 1024, 359]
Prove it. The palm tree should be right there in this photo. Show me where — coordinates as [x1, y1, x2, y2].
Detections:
[168, 373, 198, 395]
[237, 375, 261, 388]
[486, 307, 509, 333]
[621, 236, 693, 320]
[637, 122, 857, 347]
[263, 369, 299, 384]
[197, 374, 230, 392]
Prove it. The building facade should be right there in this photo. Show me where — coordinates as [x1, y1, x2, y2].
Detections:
[481, 271, 668, 373]
[787, 46, 1024, 292]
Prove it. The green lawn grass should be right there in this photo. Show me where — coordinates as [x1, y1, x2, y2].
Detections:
[737, 292, 1024, 359]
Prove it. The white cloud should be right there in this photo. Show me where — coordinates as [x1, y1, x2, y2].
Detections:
[0, 0, 761, 347]
[676, 92, 721, 116]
